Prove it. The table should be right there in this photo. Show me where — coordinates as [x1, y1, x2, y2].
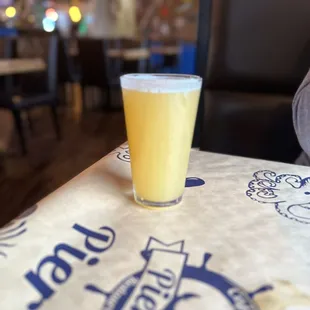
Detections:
[1, 144, 310, 309]
[0, 58, 46, 76]
[150, 46, 181, 56]
[69, 46, 179, 60]
[108, 48, 150, 61]
[107, 46, 180, 60]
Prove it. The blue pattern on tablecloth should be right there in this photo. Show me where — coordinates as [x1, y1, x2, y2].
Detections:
[247, 170, 310, 224]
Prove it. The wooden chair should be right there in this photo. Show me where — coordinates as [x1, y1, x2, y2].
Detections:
[58, 38, 81, 106]
[106, 38, 122, 79]
[78, 38, 113, 111]
[0, 34, 60, 155]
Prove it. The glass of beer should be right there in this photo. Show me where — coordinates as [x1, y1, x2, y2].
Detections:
[120, 74, 202, 208]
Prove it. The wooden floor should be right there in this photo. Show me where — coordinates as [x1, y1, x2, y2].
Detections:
[0, 107, 126, 227]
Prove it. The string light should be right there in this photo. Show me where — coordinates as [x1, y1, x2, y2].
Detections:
[69, 6, 82, 23]
[5, 6, 16, 18]
[46, 8, 59, 22]
[42, 17, 55, 32]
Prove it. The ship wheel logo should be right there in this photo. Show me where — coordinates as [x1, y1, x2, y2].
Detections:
[85, 237, 272, 309]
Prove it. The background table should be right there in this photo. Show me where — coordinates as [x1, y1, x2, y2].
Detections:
[1, 144, 310, 309]
[107, 46, 180, 60]
[150, 46, 181, 56]
[108, 48, 150, 61]
[0, 58, 46, 76]
[107, 48, 151, 61]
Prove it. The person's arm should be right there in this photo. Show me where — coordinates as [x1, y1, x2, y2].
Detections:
[293, 70, 310, 158]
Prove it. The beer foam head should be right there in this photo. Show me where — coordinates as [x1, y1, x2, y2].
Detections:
[120, 74, 202, 93]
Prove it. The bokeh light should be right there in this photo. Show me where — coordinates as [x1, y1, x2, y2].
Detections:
[27, 15, 35, 23]
[69, 6, 82, 23]
[5, 6, 16, 18]
[175, 17, 186, 29]
[42, 17, 56, 32]
[46, 8, 59, 22]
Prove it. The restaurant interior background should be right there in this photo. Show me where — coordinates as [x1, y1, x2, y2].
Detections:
[0, 0, 309, 226]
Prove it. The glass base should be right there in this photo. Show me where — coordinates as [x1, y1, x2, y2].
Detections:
[134, 194, 183, 209]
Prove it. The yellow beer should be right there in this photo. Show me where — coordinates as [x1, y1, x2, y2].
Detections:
[121, 74, 202, 208]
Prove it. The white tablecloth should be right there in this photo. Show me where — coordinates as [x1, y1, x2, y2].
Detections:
[1, 144, 310, 310]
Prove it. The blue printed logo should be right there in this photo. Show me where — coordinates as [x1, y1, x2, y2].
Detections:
[85, 237, 272, 309]
[247, 170, 310, 224]
[24, 223, 116, 310]
[185, 177, 205, 187]
[0, 205, 38, 258]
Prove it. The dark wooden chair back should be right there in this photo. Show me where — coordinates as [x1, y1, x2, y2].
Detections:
[77, 38, 109, 87]
[16, 33, 58, 95]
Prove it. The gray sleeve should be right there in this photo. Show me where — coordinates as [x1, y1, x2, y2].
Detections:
[293, 69, 310, 157]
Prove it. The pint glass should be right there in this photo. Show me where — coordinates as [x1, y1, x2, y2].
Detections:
[121, 74, 202, 208]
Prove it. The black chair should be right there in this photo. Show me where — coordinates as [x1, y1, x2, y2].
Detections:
[0, 36, 17, 60]
[0, 38, 17, 93]
[58, 38, 81, 104]
[0, 34, 60, 155]
[194, 0, 308, 163]
[78, 38, 113, 111]
[106, 38, 123, 79]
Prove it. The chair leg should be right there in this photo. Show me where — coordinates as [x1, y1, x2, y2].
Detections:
[12, 110, 27, 155]
[50, 105, 61, 140]
[72, 83, 82, 122]
[27, 111, 34, 134]
[59, 84, 67, 105]
[105, 86, 112, 111]
[82, 86, 87, 113]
